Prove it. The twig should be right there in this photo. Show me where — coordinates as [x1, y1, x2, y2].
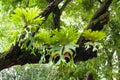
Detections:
[60, 0, 72, 14]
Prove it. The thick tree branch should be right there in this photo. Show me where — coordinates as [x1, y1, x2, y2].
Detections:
[52, 0, 72, 29]
[74, 0, 113, 63]
[92, 0, 112, 20]
[0, 44, 41, 71]
[46, 0, 71, 30]
[46, 0, 61, 29]
[52, 6, 61, 29]
[35, 0, 63, 19]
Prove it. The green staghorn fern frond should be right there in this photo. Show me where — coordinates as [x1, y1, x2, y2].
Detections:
[51, 27, 80, 45]
[11, 7, 44, 26]
[82, 29, 106, 41]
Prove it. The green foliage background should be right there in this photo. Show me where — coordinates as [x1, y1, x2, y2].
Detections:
[0, 0, 120, 80]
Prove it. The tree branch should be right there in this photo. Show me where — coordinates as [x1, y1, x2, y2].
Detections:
[60, 0, 72, 13]
[74, 0, 113, 63]
[46, 0, 61, 30]
[92, 0, 112, 20]
[25, 0, 29, 7]
[52, 6, 61, 29]
[0, 44, 41, 71]
[35, 0, 63, 19]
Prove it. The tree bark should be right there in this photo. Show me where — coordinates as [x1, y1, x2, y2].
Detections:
[46, 0, 61, 30]
[0, 43, 41, 71]
[52, 6, 61, 30]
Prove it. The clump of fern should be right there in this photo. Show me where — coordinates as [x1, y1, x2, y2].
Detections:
[82, 29, 106, 42]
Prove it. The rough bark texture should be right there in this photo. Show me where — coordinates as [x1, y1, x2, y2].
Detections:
[52, 6, 61, 29]
[0, 43, 41, 71]
[46, 0, 61, 30]
[0, 0, 113, 71]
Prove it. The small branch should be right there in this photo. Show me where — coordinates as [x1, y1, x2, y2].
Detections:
[60, 0, 72, 13]
[26, 0, 29, 7]
[97, 0, 102, 4]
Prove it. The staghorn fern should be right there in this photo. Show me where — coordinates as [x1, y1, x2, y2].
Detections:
[82, 29, 106, 41]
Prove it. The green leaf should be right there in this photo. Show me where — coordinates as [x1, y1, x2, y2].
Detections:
[51, 27, 80, 45]
[11, 7, 44, 26]
[35, 29, 51, 44]
[82, 29, 106, 41]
